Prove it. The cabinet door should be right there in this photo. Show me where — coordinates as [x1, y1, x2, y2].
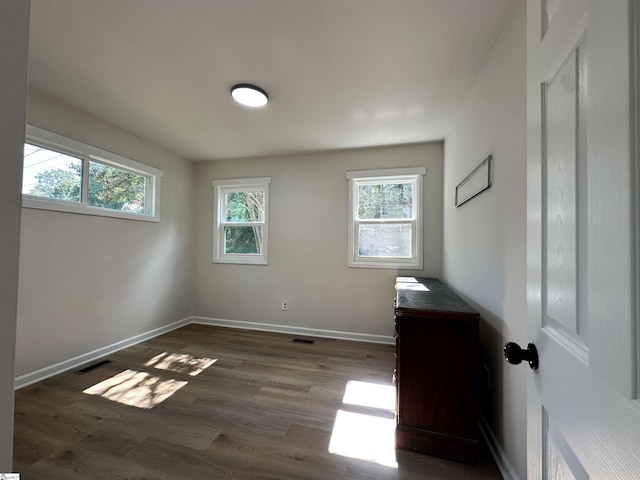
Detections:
[397, 316, 477, 439]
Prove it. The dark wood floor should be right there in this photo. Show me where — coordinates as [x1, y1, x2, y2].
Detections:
[14, 324, 502, 479]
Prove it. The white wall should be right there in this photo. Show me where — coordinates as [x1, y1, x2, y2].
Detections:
[443, 2, 526, 479]
[194, 143, 443, 337]
[14, 90, 196, 377]
[0, 0, 29, 469]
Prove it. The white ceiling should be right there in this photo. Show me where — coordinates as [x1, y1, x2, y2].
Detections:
[28, 0, 514, 161]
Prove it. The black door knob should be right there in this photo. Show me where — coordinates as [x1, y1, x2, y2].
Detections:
[504, 342, 539, 370]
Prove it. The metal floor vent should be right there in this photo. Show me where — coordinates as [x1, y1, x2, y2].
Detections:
[292, 338, 315, 345]
[77, 359, 112, 374]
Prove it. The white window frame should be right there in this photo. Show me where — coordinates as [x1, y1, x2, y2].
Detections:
[212, 177, 271, 265]
[347, 167, 426, 269]
[23, 125, 163, 222]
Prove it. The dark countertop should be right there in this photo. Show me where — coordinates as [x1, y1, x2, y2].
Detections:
[395, 277, 479, 319]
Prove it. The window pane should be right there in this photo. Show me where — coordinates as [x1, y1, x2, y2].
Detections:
[225, 226, 263, 254]
[357, 183, 413, 220]
[23, 143, 82, 202]
[88, 161, 146, 213]
[358, 223, 412, 258]
[225, 191, 265, 222]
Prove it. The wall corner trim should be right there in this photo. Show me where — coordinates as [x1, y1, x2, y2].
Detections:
[479, 413, 522, 480]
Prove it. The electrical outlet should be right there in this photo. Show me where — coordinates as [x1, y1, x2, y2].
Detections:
[281, 301, 288, 311]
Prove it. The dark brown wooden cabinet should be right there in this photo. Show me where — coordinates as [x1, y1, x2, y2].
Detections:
[394, 277, 480, 464]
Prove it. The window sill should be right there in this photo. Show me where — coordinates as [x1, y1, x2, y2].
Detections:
[348, 259, 423, 269]
[213, 252, 268, 265]
[22, 195, 160, 222]
[213, 257, 268, 266]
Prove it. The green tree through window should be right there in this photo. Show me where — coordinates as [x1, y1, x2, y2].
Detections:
[29, 168, 81, 202]
[224, 191, 265, 254]
[87, 162, 145, 212]
[357, 183, 413, 220]
[28, 161, 146, 213]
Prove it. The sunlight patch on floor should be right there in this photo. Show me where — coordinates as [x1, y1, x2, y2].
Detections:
[343, 380, 395, 411]
[329, 409, 398, 468]
[83, 369, 187, 409]
[329, 380, 398, 468]
[144, 352, 217, 376]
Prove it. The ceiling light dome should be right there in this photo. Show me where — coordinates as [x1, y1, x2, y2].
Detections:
[230, 83, 269, 108]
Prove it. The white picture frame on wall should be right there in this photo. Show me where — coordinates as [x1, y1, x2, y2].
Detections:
[455, 155, 492, 207]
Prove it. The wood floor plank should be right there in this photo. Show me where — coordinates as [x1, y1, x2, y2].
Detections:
[13, 324, 502, 479]
[20, 444, 170, 480]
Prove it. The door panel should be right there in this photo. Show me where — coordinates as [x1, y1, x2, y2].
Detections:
[527, 0, 640, 478]
[543, 408, 587, 480]
[544, 44, 579, 338]
[543, 35, 589, 359]
[542, 0, 562, 38]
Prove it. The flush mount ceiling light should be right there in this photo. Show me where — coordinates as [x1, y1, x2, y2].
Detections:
[230, 83, 269, 108]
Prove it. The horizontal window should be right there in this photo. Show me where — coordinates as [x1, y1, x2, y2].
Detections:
[347, 167, 426, 269]
[23, 126, 162, 222]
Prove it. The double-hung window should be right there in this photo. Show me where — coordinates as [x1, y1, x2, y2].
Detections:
[23, 126, 162, 221]
[347, 167, 425, 269]
[213, 177, 271, 265]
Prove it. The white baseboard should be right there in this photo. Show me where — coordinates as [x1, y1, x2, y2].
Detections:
[479, 413, 521, 480]
[14, 317, 191, 390]
[14, 316, 394, 389]
[191, 316, 395, 345]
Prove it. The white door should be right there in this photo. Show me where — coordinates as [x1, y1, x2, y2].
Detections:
[526, 0, 640, 478]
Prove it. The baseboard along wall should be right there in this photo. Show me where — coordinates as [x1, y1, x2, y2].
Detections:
[13, 316, 393, 389]
[191, 316, 394, 345]
[479, 413, 521, 480]
[13, 317, 192, 390]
